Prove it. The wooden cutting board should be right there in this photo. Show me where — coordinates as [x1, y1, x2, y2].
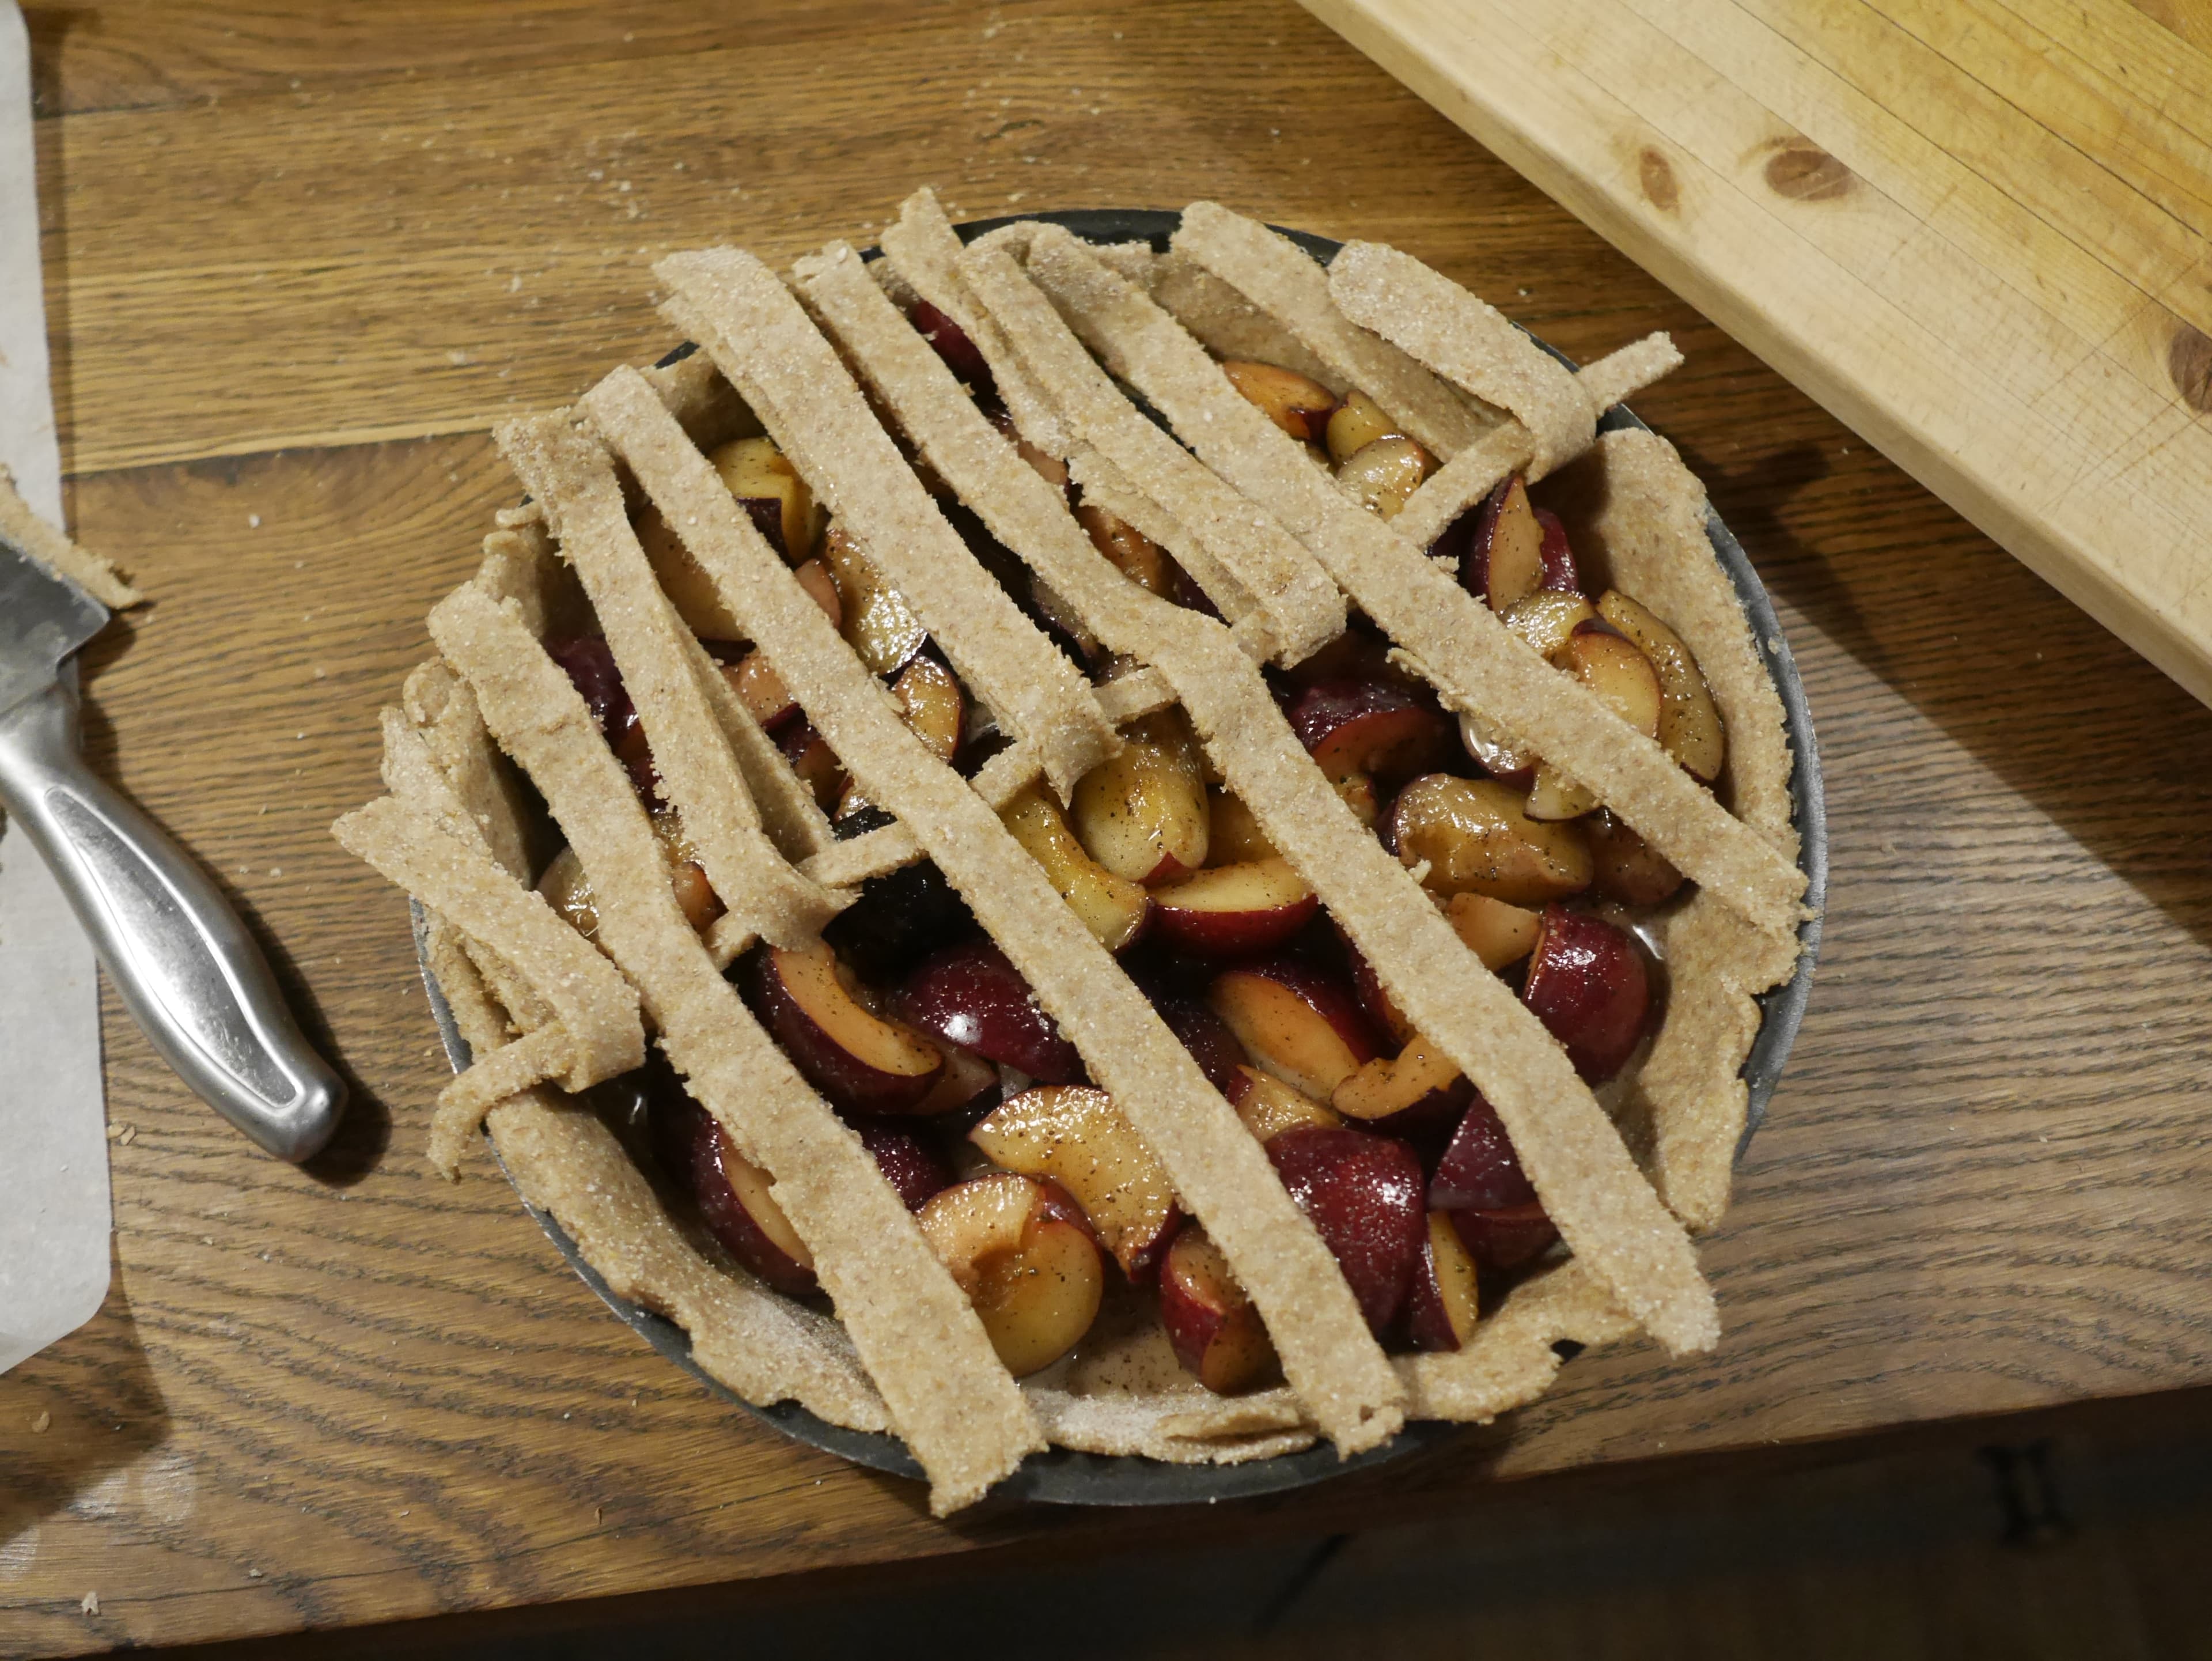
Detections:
[1301, 0, 2212, 706]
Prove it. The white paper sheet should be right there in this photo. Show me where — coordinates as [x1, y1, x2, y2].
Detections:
[0, 0, 111, 1375]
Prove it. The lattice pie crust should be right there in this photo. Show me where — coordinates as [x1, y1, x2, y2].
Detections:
[335, 192, 1807, 1515]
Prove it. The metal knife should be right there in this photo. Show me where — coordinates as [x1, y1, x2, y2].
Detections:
[0, 550, 347, 1160]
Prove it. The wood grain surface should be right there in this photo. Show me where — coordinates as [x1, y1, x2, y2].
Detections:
[3, 1, 2210, 1654]
[1300, 0, 2212, 711]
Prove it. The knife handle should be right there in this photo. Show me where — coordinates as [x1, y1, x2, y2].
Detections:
[0, 678, 346, 1161]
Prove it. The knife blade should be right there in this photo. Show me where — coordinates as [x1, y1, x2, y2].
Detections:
[0, 527, 107, 716]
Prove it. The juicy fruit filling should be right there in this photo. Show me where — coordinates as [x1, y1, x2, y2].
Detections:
[537, 327, 1729, 1391]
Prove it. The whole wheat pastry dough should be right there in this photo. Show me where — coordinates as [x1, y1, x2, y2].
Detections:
[956, 239, 1346, 668]
[641, 345, 764, 453]
[425, 914, 890, 1434]
[332, 792, 643, 1171]
[949, 228, 1721, 1356]
[428, 578, 1044, 1516]
[1060, 448, 1240, 619]
[1152, 247, 1345, 392]
[882, 190, 1074, 463]
[0, 464, 140, 608]
[895, 225, 1260, 695]
[399, 664, 540, 884]
[1582, 432, 1797, 856]
[495, 411, 847, 951]
[472, 513, 593, 640]
[1395, 1259, 1640, 1420]
[1574, 428, 1806, 1228]
[404, 658, 888, 1431]
[818, 231, 1760, 1388]
[1330, 239, 1596, 477]
[1018, 1291, 1318, 1461]
[881, 191, 1263, 644]
[1391, 334, 1685, 553]
[374, 703, 611, 1058]
[1048, 222, 1806, 940]
[676, 619, 835, 867]
[1172, 202, 1491, 461]
[381, 707, 562, 1044]
[428, 1024, 570, 1141]
[391, 670, 566, 1044]
[338, 192, 1815, 1505]
[377, 706, 499, 861]
[484, 396, 832, 874]
[582, 361, 1408, 1456]
[790, 667, 1178, 892]
[1161, 218, 1805, 1229]
[653, 244, 1115, 801]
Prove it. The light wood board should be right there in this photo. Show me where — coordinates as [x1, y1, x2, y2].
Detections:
[1302, 0, 2212, 706]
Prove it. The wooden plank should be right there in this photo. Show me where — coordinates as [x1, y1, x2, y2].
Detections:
[1302, 0, 2212, 708]
[36, 0, 1477, 476]
[23, 2, 884, 118]
[6, 0, 2212, 1652]
[1881, 0, 2212, 226]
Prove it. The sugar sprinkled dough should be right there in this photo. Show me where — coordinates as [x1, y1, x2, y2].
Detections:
[427, 576, 1043, 1516]
[335, 188, 1811, 1499]
[1145, 218, 1802, 1233]
[397, 667, 539, 883]
[1396, 1259, 1640, 1419]
[882, 191, 1264, 646]
[882, 189, 1073, 461]
[1173, 202, 1490, 460]
[496, 411, 846, 950]
[1389, 333, 1683, 553]
[861, 210, 1719, 1364]
[654, 243, 1115, 801]
[584, 360, 1406, 1456]
[425, 909, 888, 1433]
[1574, 428, 1806, 1228]
[1152, 245, 1344, 392]
[997, 225, 1721, 1354]
[1330, 239, 1595, 476]
[331, 792, 642, 1172]
[671, 608, 834, 865]
[792, 669, 1176, 892]
[0, 464, 140, 608]
[957, 237, 1344, 667]
[1134, 215, 1807, 939]
[397, 630, 889, 1430]
[798, 243, 1433, 1439]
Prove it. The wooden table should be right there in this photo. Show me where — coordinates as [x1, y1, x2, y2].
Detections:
[5, 2, 2210, 1653]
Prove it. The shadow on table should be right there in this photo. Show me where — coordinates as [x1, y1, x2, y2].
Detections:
[136, 1389, 2212, 1661]
[1672, 432, 2212, 961]
[0, 1240, 169, 1550]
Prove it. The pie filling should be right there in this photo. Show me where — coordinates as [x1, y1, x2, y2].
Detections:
[527, 323, 1729, 1393]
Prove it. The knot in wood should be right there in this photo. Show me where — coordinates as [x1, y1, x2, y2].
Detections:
[1764, 143, 1852, 202]
[2169, 326, 2212, 416]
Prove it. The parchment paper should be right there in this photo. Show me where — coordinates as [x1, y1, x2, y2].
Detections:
[0, 0, 111, 1375]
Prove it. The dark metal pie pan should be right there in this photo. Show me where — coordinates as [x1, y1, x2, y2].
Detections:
[414, 209, 1827, 1508]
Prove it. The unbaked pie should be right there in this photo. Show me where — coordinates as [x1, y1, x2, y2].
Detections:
[336, 189, 1811, 1515]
